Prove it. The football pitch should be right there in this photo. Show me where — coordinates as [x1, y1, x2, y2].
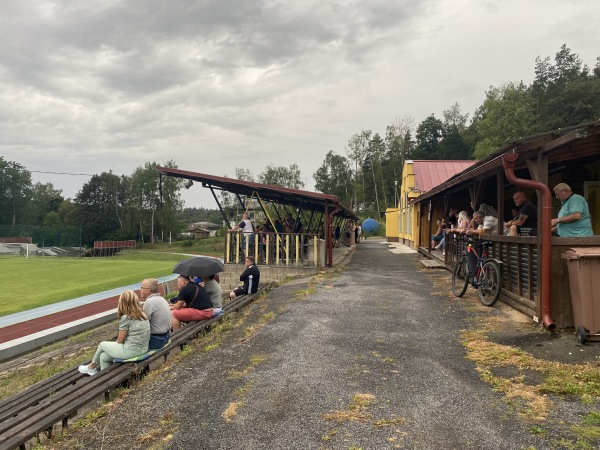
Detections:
[0, 252, 189, 317]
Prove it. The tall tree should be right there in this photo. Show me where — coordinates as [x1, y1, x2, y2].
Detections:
[156, 160, 183, 242]
[130, 163, 164, 244]
[346, 130, 372, 211]
[531, 45, 600, 130]
[470, 82, 535, 159]
[23, 182, 64, 225]
[75, 172, 124, 245]
[413, 115, 444, 159]
[259, 164, 305, 189]
[0, 157, 32, 226]
[313, 150, 353, 206]
[443, 102, 469, 133]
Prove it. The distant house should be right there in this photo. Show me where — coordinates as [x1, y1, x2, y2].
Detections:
[386, 160, 477, 247]
[187, 221, 220, 239]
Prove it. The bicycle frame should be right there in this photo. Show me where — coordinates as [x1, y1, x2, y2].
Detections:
[466, 241, 489, 279]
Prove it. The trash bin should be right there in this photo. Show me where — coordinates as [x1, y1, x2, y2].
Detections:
[561, 247, 600, 344]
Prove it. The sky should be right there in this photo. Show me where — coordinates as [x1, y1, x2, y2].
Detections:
[1, 0, 598, 209]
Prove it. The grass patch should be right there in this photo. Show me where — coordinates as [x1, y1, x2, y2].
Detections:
[461, 306, 600, 446]
[324, 393, 375, 423]
[242, 312, 276, 341]
[223, 402, 244, 422]
[228, 354, 269, 379]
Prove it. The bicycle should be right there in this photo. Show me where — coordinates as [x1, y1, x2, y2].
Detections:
[452, 238, 503, 306]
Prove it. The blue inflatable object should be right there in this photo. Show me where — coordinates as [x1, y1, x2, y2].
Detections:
[362, 218, 379, 233]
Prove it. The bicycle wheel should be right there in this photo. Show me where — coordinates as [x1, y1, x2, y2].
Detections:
[452, 256, 469, 297]
[478, 260, 502, 306]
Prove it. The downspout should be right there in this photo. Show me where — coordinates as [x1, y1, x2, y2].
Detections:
[502, 153, 556, 331]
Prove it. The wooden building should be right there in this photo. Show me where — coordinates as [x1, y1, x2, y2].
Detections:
[410, 120, 600, 329]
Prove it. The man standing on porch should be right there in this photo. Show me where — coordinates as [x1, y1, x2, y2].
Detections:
[551, 183, 593, 237]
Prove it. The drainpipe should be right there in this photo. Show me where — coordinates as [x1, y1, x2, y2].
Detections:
[502, 153, 556, 331]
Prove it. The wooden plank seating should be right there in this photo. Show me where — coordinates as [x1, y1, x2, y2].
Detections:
[0, 283, 273, 450]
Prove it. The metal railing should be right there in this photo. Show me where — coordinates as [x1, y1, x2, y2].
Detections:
[225, 231, 321, 266]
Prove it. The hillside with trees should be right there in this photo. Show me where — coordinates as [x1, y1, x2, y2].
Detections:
[1, 45, 598, 242]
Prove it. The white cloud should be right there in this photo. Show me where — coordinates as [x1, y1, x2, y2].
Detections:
[0, 0, 598, 208]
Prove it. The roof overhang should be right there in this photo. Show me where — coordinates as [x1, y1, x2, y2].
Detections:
[156, 166, 358, 220]
[413, 119, 600, 203]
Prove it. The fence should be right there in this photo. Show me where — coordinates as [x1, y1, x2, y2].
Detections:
[0, 225, 82, 257]
[225, 231, 324, 266]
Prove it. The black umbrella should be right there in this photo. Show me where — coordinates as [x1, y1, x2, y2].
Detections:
[172, 256, 225, 278]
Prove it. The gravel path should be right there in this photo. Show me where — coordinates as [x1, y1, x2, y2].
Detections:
[56, 238, 593, 450]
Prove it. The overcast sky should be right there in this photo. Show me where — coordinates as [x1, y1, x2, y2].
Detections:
[1, 0, 598, 209]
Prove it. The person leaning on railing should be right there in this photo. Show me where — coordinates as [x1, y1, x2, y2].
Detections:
[550, 183, 593, 237]
[505, 191, 537, 236]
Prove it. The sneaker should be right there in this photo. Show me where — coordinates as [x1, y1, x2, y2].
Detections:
[472, 278, 479, 288]
[442, 251, 446, 256]
[434, 243, 442, 250]
[78, 364, 98, 376]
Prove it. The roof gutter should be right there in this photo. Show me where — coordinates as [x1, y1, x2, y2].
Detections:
[502, 153, 556, 331]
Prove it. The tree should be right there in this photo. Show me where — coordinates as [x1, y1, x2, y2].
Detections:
[156, 160, 183, 242]
[23, 182, 64, 225]
[0, 157, 32, 226]
[130, 163, 164, 244]
[531, 44, 600, 130]
[258, 164, 305, 189]
[366, 134, 386, 212]
[313, 150, 353, 206]
[470, 82, 536, 159]
[346, 130, 372, 211]
[385, 115, 416, 175]
[413, 115, 444, 159]
[438, 125, 472, 160]
[235, 168, 255, 182]
[443, 102, 469, 133]
[75, 172, 125, 245]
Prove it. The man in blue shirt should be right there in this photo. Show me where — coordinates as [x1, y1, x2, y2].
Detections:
[551, 183, 593, 237]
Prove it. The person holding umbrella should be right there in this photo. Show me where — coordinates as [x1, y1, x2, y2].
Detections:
[170, 275, 213, 331]
[229, 256, 260, 299]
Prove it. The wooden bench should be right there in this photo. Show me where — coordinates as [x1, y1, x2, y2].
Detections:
[0, 283, 273, 450]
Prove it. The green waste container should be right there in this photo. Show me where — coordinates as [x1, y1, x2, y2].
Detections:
[562, 247, 600, 344]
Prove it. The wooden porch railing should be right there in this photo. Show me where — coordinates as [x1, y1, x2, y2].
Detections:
[446, 233, 600, 328]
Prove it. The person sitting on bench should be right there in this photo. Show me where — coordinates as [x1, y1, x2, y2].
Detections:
[229, 256, 260, 299]
[78, 290, 150, 375]
[139, 278, 172, 349]
[170, 275, 213, 332]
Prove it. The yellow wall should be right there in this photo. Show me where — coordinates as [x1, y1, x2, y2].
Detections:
[397, 161, 421, 249]
[385, 208, 400, 241]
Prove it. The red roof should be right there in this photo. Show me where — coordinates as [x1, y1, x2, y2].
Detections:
[412, 160, 477, 193]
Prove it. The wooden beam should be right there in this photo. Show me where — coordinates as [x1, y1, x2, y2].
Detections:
[541, 128, 587, 154]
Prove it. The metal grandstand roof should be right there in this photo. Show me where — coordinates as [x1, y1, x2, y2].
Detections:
[156, 166, 358, 220]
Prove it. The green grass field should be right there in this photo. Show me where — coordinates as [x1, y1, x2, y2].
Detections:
[0, 251, 190, 317]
